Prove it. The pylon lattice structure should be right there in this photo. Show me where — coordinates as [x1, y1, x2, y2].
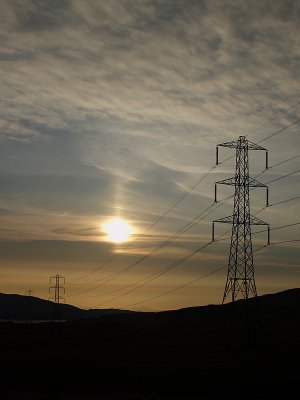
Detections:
[49, 274, 65, 321]
[213, 136, 270, 305]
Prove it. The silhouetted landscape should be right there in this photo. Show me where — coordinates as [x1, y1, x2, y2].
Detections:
[0, 292, 133, 321]
[1, 288, 299, 399]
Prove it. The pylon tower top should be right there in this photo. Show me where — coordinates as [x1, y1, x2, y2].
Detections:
[217, 135, 267, 150]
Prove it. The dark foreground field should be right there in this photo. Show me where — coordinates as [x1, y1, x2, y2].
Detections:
[0, 288, 299, 400]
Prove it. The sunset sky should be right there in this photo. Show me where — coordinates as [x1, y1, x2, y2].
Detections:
[0, 0, 299, 311]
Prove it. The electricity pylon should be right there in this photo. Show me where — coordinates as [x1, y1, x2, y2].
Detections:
[49, 274, 65, 321]
[25, 290, 34, 323]
[212, 136, 270, 334]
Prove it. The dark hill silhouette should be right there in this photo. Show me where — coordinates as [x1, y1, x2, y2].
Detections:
[0, 288, 299, 399]
[0, 292, 133, 321]
[2, 287, 299, 323]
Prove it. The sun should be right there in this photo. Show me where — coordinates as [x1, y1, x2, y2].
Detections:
[103, 218, 134, 243]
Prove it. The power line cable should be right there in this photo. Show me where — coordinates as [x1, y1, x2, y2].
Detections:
[119, 265, 227, 309]
[269, 153, 300, 169]
[266, 168, 300, 185]
[218, 101, 300, 164]
[68, 185, 248, 299]
[247, 100, 300, 139]
[88, 214, 273, 307]
[67, 105, 300, 286]
[75, 109, 300, 307]
[257, 116, 300, 144]
[270, 239, 300, 245]
[86, 198, 300, 307]
[70, 153, 298, 303]
[251, 221, 300, 235]
[70, 162, 297, 298]
[123, 236, 298, 309]
[75, 203, 236, 300]
[90, 241, 213, 308]
[125, 244, 271, 309]
[268, 196, 300, 207]
[213, 217, 300, 244]
[72, 161, 295, 299]
[67, 200, 226, 297]
[67, 164, 218, 285]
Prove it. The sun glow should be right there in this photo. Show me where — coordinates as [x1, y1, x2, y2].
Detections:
[103, 218, 134, 243]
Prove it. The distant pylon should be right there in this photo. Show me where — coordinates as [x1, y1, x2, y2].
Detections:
[49, 274, 65, 321]
[212, 136, 270, 333]
[25, 290, 34, 323]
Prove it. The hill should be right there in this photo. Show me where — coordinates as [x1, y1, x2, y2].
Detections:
[0, 292, 133, 321]
[0, 288, 299, 399]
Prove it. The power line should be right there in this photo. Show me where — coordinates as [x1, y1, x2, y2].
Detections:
[268, 196, 300, 207]
[62, 108, 299, 310]
[122, 265, 227, 309]
[67, 109, 300, 286]
[125, 244, 271, 309]
[218, 101, 300, 165]
[270, 239, 300, 245]
[76, 205, 238, 300]
[67, 164, 218, 285]
[68, 103, 300, 310]
[67, 203, 216, 297]
[70, 208, 213, 298]
[93, 140, 300, 309]
[253, 151, 300, 182]
[269, 153, 300, 169]
[266, 168, 300, 185]
[247, 99, 300, 139]
[80, 210, 253, 301]
[67, 194, 236, 298]
[252, 221, 300, 235]
[257, 116, 300, 144]
[88, 215, 292, 308]
[70, 162, 298, 299]
[67, 110, 300, 289]
[213, 220, 300, 244]
[68, 165, 297, 303]
[90, 241, 213, 308]
[122, 235, 298, 310]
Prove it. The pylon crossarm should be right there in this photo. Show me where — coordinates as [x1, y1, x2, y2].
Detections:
[248, 177, 267, 187]
[250, 216, 268, 225]
[247, 140, 267, 151]
[217, 138, 267, 151]
[216, 177, 267, 187]
[213, 215, 268, 225]
[213, 215, 234, 224]
[217, 140, 239, 149]
[216, 177, 236, 186]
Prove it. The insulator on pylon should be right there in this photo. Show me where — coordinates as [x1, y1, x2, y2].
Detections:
[216, 146, 219, 165]
[266, 187, 269, 207]
[212, 222, 215, 242]
[214, 184, 217, 203]
[266, 151, 269, 170]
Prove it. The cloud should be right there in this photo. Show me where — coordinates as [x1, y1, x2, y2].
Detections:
[0, 116, 46, 142]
